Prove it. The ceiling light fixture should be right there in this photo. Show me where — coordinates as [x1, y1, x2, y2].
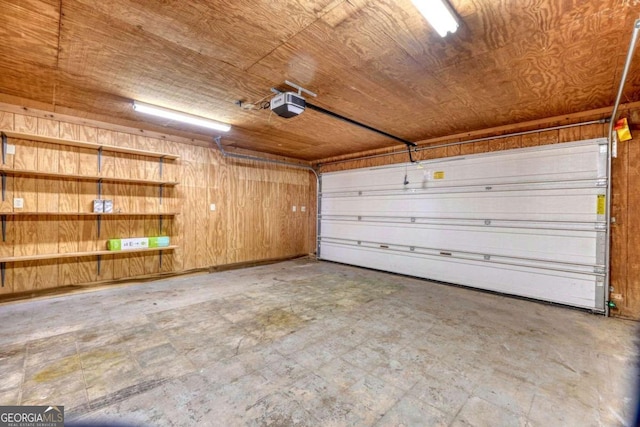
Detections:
[411, 0, 460, 37]
[132, 101, 231, 132]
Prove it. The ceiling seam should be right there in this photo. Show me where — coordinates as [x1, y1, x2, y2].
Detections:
[55, 0, 63, 68]
[53, 0, 64, 108]
[243, 0, 352, 73]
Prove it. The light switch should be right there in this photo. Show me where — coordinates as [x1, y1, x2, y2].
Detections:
[301, 206, 306, 212]
[13, 198, 24, 209]
[292, 206, 297, 212]
[210, 203, 216, 211]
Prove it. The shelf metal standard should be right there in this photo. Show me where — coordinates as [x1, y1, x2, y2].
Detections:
[1, 132, 6, 165]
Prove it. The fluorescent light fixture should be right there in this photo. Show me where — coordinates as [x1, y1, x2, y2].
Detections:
[133, 101, 231, 132]
[411, 0, 460, 37]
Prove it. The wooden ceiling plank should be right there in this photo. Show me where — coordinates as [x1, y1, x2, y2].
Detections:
[0, 60, 56, 106]
[66, 0, 341, 71]
[247, 20, 461, 139]
[0, 0, 60, 66]
[1, 0, 639, 160]
[57, 1, 276, 118]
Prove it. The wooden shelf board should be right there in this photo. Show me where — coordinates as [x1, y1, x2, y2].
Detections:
[0, 167, 179, 186]
[1, 212, 179, 216]
[1, 130, 179, 160]
[0, 246, 178, 263]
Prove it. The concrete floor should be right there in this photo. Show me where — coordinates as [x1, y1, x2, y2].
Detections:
[0, 258, 637, 426]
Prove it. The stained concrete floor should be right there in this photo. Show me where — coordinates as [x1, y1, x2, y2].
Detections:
[0, 258, 637, 426]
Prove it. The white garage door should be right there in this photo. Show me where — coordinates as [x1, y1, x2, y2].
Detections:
[318, 139, 608, 312]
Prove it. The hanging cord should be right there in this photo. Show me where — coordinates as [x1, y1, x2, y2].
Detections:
[403, 162, 409, 185]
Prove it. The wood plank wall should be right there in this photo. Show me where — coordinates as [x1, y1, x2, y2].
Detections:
[318, 112, 640, 320]
[0, 106, 314, 297]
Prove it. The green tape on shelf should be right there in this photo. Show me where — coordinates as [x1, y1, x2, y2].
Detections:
[107, 239, 122, 251]
[149, 236, 170, 248]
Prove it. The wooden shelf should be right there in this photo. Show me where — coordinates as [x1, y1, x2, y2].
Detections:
[0, 130, 182, 288]
[1, 130, 179, 160]
[0, 166, 179, 186]
[0, 246, 178, 263]
[1, 212, 179, 216]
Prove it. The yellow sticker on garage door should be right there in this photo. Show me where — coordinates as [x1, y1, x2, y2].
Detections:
[597, 195, 606, 215]
[433, 171, 445, 179]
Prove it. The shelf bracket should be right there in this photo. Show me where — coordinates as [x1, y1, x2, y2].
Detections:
[407, 145, 416, 163]
[1, 262, 4, 287]
[1, 172, 5, 202]
[1, 215, 6, 243]
[97, 254, 102, 276]
[159, 215, 163, 235]
[97, 147, 103, 173]
[97, 179, 103, 199]
[159, 184, 164, 205]
[159, 157, 164, 179]
[97, 214, 102, 239]
[1, 132, 6, 165]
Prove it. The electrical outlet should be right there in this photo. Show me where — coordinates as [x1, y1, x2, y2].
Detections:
[210, 203, 216, 211]
[5, 144, 15, 155]
[13, 198, 24, 209]
[301, 206, 306, 212]
[292, 206, 297, 212]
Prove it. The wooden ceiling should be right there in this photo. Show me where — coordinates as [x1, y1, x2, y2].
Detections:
[1, 0, 639, 161]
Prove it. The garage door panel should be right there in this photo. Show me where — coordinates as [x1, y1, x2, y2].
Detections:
[322, 189, 604, 222]
[320, 220, 600, 265]
[322, 141, 607, 194]
[320, 242, 600, 310]
[319, 138, 608, 312]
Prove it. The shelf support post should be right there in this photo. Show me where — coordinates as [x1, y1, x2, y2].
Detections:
[1, 262, 4, 287]
[97, 254, 102, 276]
[159, 215, 163, 235]
[159, 157, 164, 179]
[96, 177, 103, 239]
[1, 215, 6, 243]
[1, 172, 5, 201]
[1, 132, 6, 165]
[97, 147, 103, 173]
[159, 250, 163, 270]
[159, 184, 164, 205]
